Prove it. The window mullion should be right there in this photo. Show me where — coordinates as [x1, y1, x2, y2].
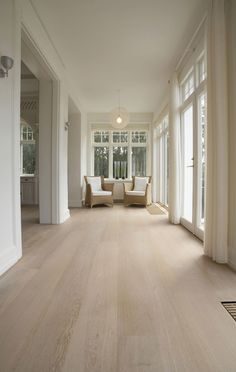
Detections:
[128, 131, 132, 179]
[109, 130, 113, 179]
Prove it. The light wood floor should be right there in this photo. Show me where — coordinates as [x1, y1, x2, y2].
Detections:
[1, 205, 236, 372]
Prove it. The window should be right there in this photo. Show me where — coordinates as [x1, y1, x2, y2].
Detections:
[197, 56, 206, 85]
[112, 131, 128, 143]
[132, 147, 146, 177]
[93, 131, 109, 143]
[132, 131, 147, 144]
[182, 105, 194, 222]
[92, 130, 148, 178]
[113, 146, 128, 179]
[20, 124, 36, 175]
[181, 70, 194, 102]
[94, 147, 109, 178]
[180, 51, 207, 238]
[156, 116, 169, 206]
[198, 93, 206, 226]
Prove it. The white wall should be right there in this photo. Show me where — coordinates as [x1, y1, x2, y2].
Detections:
[0, 0, 22, 274]
[227, 0, 236, 269]
[0, 0, 87, 275]
[21, 0, 86, 224]
[39, 80, 52, 223]
[68, 113, 82, 207]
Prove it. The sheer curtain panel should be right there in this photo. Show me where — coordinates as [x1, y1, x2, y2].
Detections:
[168, 72, 181, 224]
[204, 0, 228, 263]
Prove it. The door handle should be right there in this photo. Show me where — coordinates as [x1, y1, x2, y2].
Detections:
[187, 165, 194, 168]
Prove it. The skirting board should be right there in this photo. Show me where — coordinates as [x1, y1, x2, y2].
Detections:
[228, 260, 236, 272]
[60, 208, 70, 224]
[0, 246, 20, 276]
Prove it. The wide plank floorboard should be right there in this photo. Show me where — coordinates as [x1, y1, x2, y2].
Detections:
[1, 205, 236, 371]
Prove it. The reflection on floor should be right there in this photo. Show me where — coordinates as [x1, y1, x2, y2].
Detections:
[0, 205, 236, 371]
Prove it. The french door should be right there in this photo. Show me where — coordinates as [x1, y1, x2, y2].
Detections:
[181, 91, 206, 240]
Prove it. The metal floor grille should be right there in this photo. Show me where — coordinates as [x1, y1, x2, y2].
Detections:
[222, 302, 236, 321]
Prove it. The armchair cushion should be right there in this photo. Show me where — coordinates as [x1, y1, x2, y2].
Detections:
[134, 177, 149, 191]
[86, 176, 102, 192]
[92, 190, 112, 196]
[126, 190, 145, 196]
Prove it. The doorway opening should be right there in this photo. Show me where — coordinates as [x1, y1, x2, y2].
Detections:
[20, 26, 60, 252]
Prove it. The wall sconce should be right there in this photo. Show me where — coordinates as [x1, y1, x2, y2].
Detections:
[65, 121, 70, 131]
[0, 56, 14, 78]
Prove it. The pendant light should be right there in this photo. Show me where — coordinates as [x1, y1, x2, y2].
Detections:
[111, 90, 129, 129]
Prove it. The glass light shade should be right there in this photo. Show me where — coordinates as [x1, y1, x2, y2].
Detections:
[116, 116, 122, 124]
[111, 107, 129, 129]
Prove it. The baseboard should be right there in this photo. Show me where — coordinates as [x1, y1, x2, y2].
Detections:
[60, 208, 70, 224]
[0, 246, 20, 276]
[228, 260, 236, 272]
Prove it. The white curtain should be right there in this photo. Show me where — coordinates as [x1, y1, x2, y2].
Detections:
[168, 73, 181, 224]
[204, 0, 228, 263]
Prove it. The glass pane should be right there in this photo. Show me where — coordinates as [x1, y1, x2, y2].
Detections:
[139, 131, 147, 143]
[182, 105, 193, 222]
[28, 132, 33, 140]
[113, 146, 128, 179]
[113, 132, 120, 143]
[23, 143, 36, 174]
[189, 75, 194, 95]
[102, 131, 109, 143]
[166, 132, 169, 206]
[198, 58, 206, 84]
[132, 131, 139, 143]
[94, 147, 109, 178]
[199, 93, 206, 227]
[161, 132, 169, 206]
[120, 131, 128, 143]
[182, 72, 194, 102]
[94, 131, 101, 143]
[132, 147, 146, 176]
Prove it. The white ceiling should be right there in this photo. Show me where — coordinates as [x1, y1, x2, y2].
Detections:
[31, 0, 207, 113]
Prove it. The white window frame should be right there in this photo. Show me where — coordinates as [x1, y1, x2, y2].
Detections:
[91, 129, 149, 179]
[180, 50, 207, 240]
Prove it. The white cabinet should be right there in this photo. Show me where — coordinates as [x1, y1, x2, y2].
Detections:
[20, 176, 38, 205]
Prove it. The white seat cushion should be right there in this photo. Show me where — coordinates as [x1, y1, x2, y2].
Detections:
[92, 190, 112, 196]
[87, 176, 102, 192]
[134, 177, 149, 191]
[126, 190, 145, 196]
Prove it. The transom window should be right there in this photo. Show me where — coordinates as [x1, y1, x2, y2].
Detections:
[197, 55, 206, 85]
[92, 129, 148, 179]
[181, 70, 194, 102]
[132, 131, 147, 143]
[93, 131, 109, 143]
[112, 131, 128, 143]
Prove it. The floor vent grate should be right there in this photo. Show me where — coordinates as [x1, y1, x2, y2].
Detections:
[222, 302, 236, 321]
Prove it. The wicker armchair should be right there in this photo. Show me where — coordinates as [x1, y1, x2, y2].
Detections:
[123, 176, 152, 206]
[84, 176, 114, 208]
